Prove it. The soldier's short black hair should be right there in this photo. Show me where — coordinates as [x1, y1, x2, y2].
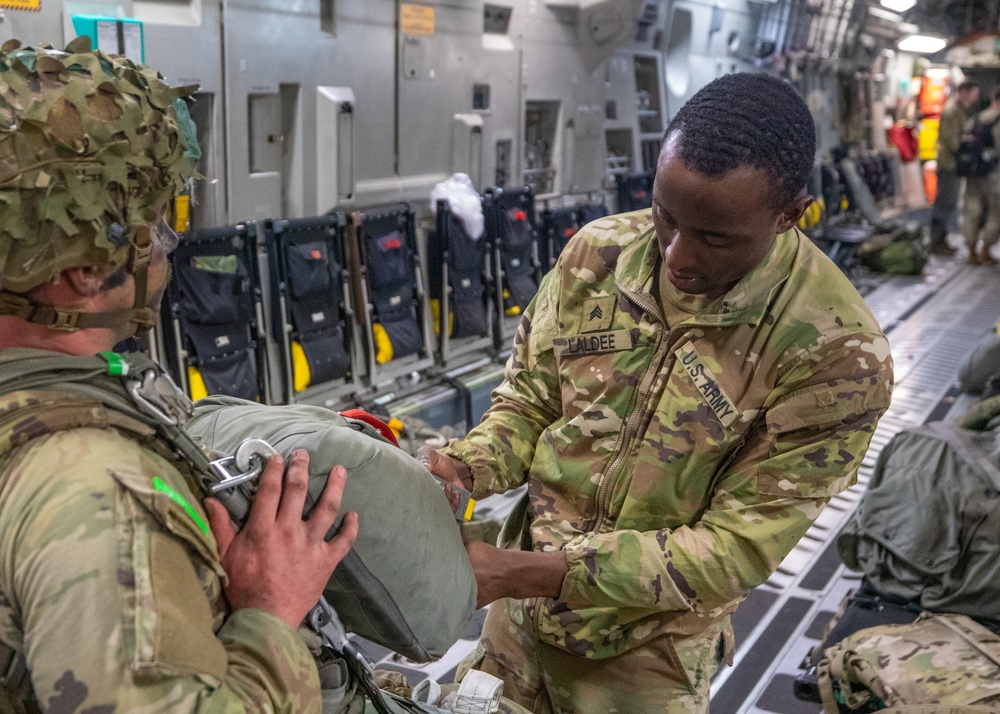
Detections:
[958, 80, 979, 93]
[663, 73, 816, 209]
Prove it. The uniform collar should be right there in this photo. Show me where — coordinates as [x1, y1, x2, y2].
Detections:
[613, 213, 799, 327]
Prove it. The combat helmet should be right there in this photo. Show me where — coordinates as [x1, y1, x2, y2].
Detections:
[0, 36, 200, 333]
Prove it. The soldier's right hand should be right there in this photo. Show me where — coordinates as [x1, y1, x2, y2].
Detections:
[204, 450, 359, 630]
[416, 446, 474, 491]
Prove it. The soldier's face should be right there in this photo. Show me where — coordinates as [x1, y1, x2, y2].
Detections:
[652, 132, 808, 299]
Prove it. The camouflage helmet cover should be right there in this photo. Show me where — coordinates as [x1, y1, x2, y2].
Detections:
[0, 36, 201, 294]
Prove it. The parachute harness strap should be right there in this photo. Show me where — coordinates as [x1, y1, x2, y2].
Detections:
[309, 597, 400, 714]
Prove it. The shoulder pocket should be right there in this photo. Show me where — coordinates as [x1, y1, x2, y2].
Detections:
[111, 468, 228, 684]
[765, 374, 891, 435]
[758, 375, 891, 499]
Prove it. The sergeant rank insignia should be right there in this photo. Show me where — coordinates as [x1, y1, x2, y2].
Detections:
[580, 296, 615, 332]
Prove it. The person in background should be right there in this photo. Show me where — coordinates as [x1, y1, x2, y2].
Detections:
[962, 86, 1000, 266]
[930, 80, 980, 255]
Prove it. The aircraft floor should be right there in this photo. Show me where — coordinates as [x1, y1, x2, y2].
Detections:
[351, 251, 1000, 712]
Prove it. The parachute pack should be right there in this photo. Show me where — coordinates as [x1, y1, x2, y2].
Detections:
[185, 396, 477, 661]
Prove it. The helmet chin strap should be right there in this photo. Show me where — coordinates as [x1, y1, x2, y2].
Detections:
[0, 228, 158, 334]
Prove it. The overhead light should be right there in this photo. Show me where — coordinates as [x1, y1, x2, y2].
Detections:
[868, 6, 902, 23]
[898, 35, 948, 54]
[881, 0, 916, 11]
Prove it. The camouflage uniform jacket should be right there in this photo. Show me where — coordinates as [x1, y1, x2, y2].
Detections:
[938, 97, 973, 173]
[444, 211, 893, 660]
[0, 349, 322, 712]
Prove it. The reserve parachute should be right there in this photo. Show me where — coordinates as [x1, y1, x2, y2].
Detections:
[186, 396, 477, 661]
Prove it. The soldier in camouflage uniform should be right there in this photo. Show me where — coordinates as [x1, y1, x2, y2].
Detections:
[420, 73, 893, 713]
[0, 39, 358, 712]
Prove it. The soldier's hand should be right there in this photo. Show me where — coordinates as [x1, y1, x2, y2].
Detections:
[465, 540, 569, 609]
[204, 450, 359, 630]
[416, 446, 474, 491]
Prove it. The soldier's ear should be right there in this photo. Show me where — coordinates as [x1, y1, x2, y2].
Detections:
[775, 194, 813, 233]
[63, 265, 110, 297]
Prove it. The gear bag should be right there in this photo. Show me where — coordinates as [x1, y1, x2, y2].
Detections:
[794, 583, 924, 706]
[168, 225, 264, 401]
[485, 188, 539, 314]
[838, 415, 1000, 621]
[186, 396, 477, 661]
[267, 216, 352, 396]
[856, 224, 928, 276]
[427, 207, 489, 340]
[958, 327, 1000, 393]
[817, 612, 1000, 713]
[956, 114, 1000, 178]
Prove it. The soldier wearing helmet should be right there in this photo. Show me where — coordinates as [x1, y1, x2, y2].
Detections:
[0, 38, 358, 712]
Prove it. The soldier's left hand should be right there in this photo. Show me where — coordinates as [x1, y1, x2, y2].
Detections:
[464, 540, 569, 609]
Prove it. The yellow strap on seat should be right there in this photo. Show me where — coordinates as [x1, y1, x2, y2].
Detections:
[186, 366, 208, 401]
[373, 323, 394, 364]
[291, 340, 312, 392]
[503, 289, 521, 316]
[429, 299, 455, 337]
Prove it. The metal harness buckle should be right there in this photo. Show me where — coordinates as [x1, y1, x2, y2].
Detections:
[207, 438, 278, 494]
[126, 367, 195, 427]
[308, 597, 385, 680]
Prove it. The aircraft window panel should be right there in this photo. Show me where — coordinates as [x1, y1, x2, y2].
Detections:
[495, 139, 512, 188]
[634, 55, 663, 134]
[606, 128, 634, 174]
[248, 93, 281, 175]
[524, 101, 560, 196]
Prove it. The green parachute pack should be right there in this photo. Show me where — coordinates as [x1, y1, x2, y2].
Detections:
[186, 396, 477, 661]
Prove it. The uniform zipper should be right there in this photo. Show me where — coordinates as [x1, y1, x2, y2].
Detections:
[532, 286, 667, 640]
[589, 287, 669, 535]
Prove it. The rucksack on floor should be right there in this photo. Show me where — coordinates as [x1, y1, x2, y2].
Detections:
[956, 114, 1000, 178]
[817, 612, 1000, 713]
[857, 225, 927, 276]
